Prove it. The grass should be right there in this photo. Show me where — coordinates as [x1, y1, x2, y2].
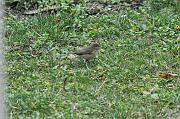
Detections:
[6, 3, 180, 119]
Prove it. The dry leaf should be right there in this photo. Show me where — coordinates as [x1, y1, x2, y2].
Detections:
[100, 49, 105, 53]
[159, 73, 178, 79]
[142, 85, 160, 96]
[151, 94, 159, 100]
[67, 54, 76, 59]
[142, 91, 151, 96]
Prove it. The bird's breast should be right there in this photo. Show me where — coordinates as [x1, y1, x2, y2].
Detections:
[82, 50, 99, 60]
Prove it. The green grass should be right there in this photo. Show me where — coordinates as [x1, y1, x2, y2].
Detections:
[6, 4, 180, 119]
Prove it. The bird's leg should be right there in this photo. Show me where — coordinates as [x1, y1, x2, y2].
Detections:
[85, 59, 90, 69]
[85, 59, 90, 63]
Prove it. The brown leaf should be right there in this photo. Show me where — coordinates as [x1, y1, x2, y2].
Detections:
[54, 17, 61, 23]
[159, 73, 178, 79]
[175, 25, 180, 30]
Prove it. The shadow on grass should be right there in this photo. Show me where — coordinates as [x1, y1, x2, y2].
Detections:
[69, 58, 99, 70]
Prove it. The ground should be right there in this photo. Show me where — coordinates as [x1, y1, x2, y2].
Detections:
[5, 0, 180, 118]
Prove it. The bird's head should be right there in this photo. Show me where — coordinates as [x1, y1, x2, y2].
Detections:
[90, 42, 100, 50]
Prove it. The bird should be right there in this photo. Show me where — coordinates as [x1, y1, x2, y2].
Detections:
[74, 42, 100, 61]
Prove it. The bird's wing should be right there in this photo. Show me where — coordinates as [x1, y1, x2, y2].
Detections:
[75, 48, 93, 55]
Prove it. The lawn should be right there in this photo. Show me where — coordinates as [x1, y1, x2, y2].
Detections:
[6, 0, 180, 118]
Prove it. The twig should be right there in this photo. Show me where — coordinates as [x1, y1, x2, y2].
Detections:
[63, 78, 67, 91]
[94, 79, 108, 96]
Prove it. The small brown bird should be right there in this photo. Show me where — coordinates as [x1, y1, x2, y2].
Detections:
[74, 42, 100, 61]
